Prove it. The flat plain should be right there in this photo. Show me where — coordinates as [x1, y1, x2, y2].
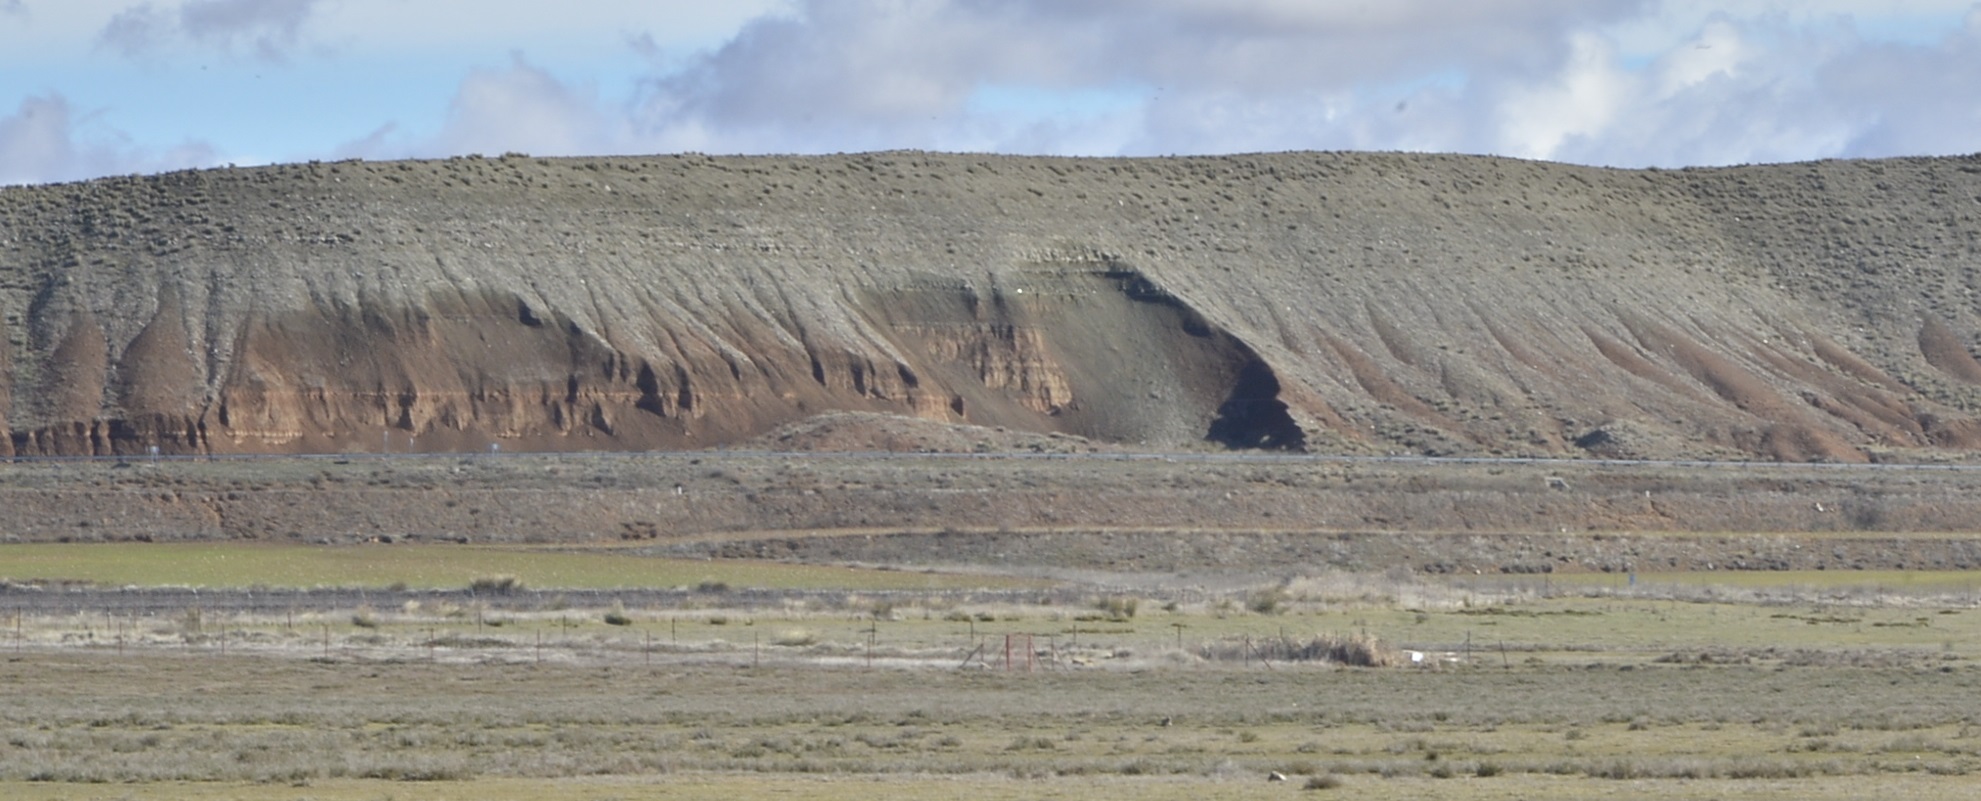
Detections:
[7, 457, 1981, 800]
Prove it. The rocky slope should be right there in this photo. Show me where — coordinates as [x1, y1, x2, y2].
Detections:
[5, 151, 1981, 459]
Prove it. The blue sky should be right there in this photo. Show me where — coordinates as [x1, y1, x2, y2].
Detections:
[3, 0, 1981, 185]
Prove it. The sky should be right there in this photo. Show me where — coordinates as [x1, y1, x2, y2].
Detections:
[3, 0, 1981, 186]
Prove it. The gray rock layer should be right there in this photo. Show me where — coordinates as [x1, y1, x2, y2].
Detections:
[4, 151, 1981, 459]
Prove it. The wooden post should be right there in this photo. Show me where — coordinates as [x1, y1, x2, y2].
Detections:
[536, 629, 542, 664]
[428, 629, 436, 662]
[323, 624, 330, 659]
[645, 630, 652, 667]
[1026, 634, 1035, 673]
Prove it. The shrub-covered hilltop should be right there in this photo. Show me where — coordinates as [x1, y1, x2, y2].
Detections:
[4, 151, 1981, 460]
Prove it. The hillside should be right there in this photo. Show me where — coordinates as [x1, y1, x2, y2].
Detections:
[4, 151, 1981, 460]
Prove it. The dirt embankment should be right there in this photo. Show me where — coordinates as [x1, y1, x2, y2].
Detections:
[5, 455, 1981, 573]
[6, 153, 1981, 460]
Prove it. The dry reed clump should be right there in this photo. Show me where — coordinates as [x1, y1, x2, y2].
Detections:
[1093, 596, 1140, 620]
[468, 574, 524, 595]
[1200, 633, 1399, 667]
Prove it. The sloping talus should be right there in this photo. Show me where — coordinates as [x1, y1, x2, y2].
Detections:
[5, 151, 1981, 460]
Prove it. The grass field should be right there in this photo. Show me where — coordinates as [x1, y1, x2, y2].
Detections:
[1531, 568, 1981, 593]
[6, 650, 1981, 799]
[9, 541, 1981, 799]
[0, 542, 1038, 591]
[6, 774, 1979, 801]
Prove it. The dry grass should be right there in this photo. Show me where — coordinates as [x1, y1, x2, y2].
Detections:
[4, 650, 1981, 792]
[0, 541, 1040, 591]
[8, 553, 1981, 799]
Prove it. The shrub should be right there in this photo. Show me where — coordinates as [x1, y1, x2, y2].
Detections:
[1096, 596, 1140, 620]
[469, 574, 523, 595]
[1202, 633, 1399, 667]
[603, 604, 633, 626]
[1248, 588, 1290, 615]
[351, 606, 379, 629]
[771, 628, 818, 647]
[1304, 774, 1343, 790]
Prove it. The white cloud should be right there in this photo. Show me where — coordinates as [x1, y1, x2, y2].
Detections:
[17, 0, 1981, 185]
[179, 0, 315, 58]
[0, 93, 216, 185]
[331, 55, 633, 161]
[96, 0, 321, 62]
[619, 0, 1648, 155]
[1495, 33, 1633, 160]
[602, 0, 1981, 165]
[432, 55, 627, 158]
[96, 4, 172, 58]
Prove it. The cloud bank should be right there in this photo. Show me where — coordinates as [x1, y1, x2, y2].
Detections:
[385, 0, 1981, 168]
[10, 0, 1981, 185]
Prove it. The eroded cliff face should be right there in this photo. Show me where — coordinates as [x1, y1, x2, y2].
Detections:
[5, 151, 1981, 459]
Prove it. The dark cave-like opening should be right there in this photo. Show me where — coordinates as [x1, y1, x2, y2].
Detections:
[1206, 359, 1306, 451]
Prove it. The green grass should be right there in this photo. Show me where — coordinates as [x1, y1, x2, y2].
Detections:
[1533, 569, 1981, 593]
[0, 542, 1037, 591]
